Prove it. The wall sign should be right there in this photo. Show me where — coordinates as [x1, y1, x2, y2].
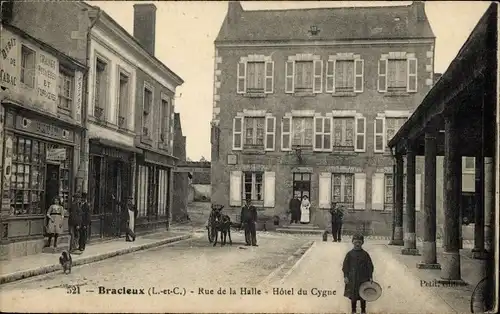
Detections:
[74, 71, 83, 123]
[0, 30, 19, 91]
[227, 154, 237, 165]
[46, 148, 67, 161]
[15, 115, 73, 142]
[36, 51, 58, 114]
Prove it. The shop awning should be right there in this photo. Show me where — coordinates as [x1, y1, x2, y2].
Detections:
[90, 138, 143, 154]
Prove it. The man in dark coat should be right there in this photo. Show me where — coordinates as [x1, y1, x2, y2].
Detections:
[78, 193, 91, 251]
[342, 233, 374, 314]
[330, 202, 345, 242]
[241, 198, 258, 246]
[288, 195, 301, 224]
[68, 194, 83, 252]
[112, 195, 137, 242]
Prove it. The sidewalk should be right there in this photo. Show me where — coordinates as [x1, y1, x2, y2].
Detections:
[0, 230, 193, 285]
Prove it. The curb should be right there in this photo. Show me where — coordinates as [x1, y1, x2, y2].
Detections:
[0, 234, 192, 285]
[279, 241, 316, 284]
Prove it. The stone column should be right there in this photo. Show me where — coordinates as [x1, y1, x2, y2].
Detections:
[484, 157, 494, 252]
[402, 144, 419, 255]
[418, 128, 440, 268]
[390, 154, 404, 246]
[439, 113, 465, 284]
[472, 154, 487, 259]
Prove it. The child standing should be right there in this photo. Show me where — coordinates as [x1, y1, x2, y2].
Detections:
[342, 233, 374, 314]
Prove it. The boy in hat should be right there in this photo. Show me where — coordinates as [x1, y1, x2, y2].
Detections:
[342, 233, 374, 314]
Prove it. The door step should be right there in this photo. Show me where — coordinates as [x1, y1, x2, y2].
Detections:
[276, 228, 324, 235]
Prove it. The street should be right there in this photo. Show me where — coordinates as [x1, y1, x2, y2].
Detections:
[1, 232, 464, 313]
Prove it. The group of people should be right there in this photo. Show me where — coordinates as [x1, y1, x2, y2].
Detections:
[45, 193, 138, 251]
[288, 195, 311, 224]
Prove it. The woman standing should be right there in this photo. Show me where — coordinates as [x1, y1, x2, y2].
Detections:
[300, 195, 311, 224]
[46, 196, 65, 248]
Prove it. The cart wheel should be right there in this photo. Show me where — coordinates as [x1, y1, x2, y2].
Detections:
[471, 277, 492, 313]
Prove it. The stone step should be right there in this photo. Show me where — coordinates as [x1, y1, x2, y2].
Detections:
[282, 224, 321, 230]
[275, 228, 325, 235]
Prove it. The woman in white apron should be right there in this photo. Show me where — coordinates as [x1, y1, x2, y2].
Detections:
[300, 195, 311, 224]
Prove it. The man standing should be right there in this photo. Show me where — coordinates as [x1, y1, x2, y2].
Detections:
[112, 195, 137, 242]
[241, 198, 258, 246]
[68, 194, 82, 252]
[288, 195, 301, 224]
[330, 202, 345, 242]
[78, 193, 91, 251]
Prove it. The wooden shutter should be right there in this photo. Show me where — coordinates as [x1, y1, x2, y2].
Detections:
[232, 116, 243, 150]
[318, 172, 332, 209]
[237, 61, 246, 94]
[407, 58, 418, 92]
[378, 59, 387, 92]
[313, 116, 322, 151]
[371, 173, 385, 210]
[263, 171, 275, 208]
[264, 116, 276, 151]
[229, 171, 242, 206]
[354, 59, 364, 93]
[281, 116, 292, 151]
[374, 117, 385, 153]
[354, 116, 366, 152]
[354, 173, 366, 210]
[264, 61, 274, 94]
[285, 60, 295, 93]
[313, 59, 323, 93]
[324, 117, 332, 151]
[415, 173, 422, 211]
[326, 60, 335, 93]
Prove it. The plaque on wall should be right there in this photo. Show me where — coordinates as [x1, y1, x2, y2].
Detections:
[227, 154, 237, 165]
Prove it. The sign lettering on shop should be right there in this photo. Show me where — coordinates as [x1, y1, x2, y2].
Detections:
[15, 115, 72, 142]
[74, 71, 83, 122]
[46, 148, 66, 161]
[0, 32, 19, 90]
[36, 52, 58, 113]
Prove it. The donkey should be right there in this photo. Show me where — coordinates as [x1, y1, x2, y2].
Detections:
[209, 205, 232, 247]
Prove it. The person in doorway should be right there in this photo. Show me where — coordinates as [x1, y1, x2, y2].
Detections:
[46, 196, 65, 248]
[68, 194, 83, 252]
[342, 233, 374, 314]
[112, 195, 137, 242]
[300, 195, 311, 224]
[79, 193, 91, 251]
[330, 202, 345, 242]
[288, 195, 301, 224]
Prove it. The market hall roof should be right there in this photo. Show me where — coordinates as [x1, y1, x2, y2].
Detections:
[215, 1, 435, 44]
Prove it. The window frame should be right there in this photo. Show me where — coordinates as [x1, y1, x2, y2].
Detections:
[117, 68, 131, 129]
[243, 171, 264, 202]
[160, 94, 171, 143]
[331, 173, 355, 209]
[332, 117, 355, 150]
[20, 44, 36, 89]
[57, 66, 74, 112]
[314, 116, 333, 152]
[291, 116, 314, 148]
[384, 173, 394, 211]
[93, 55, 109, 119]
[142, 82, 154, 139]
[237, 57, 274, 94]
[243, 116, 265, 148]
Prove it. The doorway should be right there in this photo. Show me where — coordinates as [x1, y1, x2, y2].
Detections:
[45, 163, 60, 209]
[293, 173, 311, 200]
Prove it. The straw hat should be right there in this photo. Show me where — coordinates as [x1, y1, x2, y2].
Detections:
[359, 281, 382, 302]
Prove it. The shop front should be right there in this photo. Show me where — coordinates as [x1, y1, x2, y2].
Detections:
[0, 108, 78, 259]
[135, 151, 175, 232]
[88, 138, 140, 239]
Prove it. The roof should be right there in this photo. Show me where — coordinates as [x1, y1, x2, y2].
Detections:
[215, 2, 435, 43]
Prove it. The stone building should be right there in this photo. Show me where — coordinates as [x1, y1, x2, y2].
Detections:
[172, 113, 189, 222]
[211, 1, 435, 234]
[0, 5, 86, 258]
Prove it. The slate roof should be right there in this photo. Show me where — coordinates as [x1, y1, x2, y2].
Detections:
[215, 2, 435, 43]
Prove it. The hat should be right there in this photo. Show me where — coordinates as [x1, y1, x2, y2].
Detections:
[352, 233, 364, 241]
[359, 281, 382, 302]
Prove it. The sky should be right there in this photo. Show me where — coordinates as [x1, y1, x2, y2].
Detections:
[87, 1, 492, 161]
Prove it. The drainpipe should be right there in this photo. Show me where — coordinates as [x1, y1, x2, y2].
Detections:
[79, 7, 101, 195]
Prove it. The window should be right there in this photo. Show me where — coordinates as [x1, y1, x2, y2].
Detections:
[293, 173, 311, 200]
[94, 58, 108, 118]
[160, 98, 170, 142]
[335, 60, 354, 92]
[464, 157, 475, 172]
[244, 117, 265, 147]
[355, 116, 366, 152]
[285, 58, 322, 93]
[326, 58, 364, 93]
[243, 172, 263, 201]
[20, 45, 35, 88]
[118, 72, 129, 128]
[332, 173, 354, 208]
[237, 59, 274, 94]
[143, 86, 153, 138]
[281, 116, 291, 151]
[333, 118, 354, 149]
[386, 118, 407, 144]
[292, 117, 313, 147]
[295, 61, 314, 92]
[374, 117, 385, 153]
[384, 174, 393, 210]
[314, 116, 332, 151]
[378, 57, 418, 93]
[58, 68, 73, 110]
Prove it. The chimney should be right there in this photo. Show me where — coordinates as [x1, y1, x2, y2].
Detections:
[133, 3, 157, 56]
[227, 1, 243, 25]
[413, 1, 426, 21]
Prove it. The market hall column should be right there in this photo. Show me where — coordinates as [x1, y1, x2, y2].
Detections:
[472, 154, 487, 259]
[402, 142, 419, 255]
[389, 154, 404, 246]
[417, 127, 440, 268]
[439, 112, 465, 284]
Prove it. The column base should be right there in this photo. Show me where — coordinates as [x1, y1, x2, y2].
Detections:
[471, 249, 489, 260]
[440, 251, 462, 281]
[389, 239, 404, 246]
[401, 248, 421, 256]
[416, 262, 441, 269]
[421, 241, 438, 264]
